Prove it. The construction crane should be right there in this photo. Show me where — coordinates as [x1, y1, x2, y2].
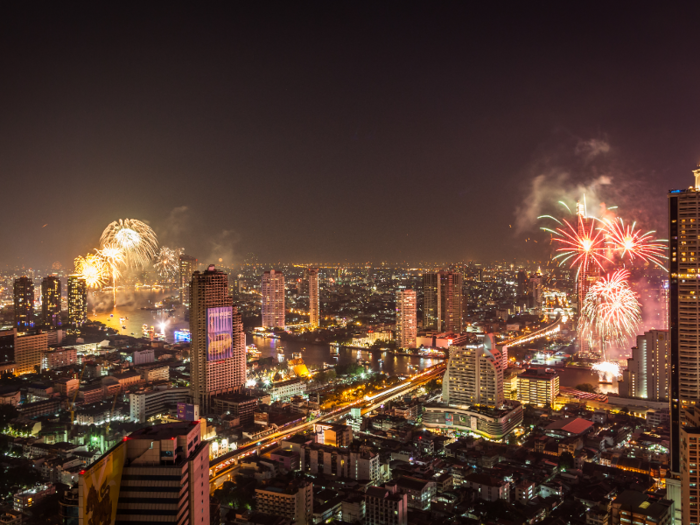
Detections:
[105, 393, 119, 435]
[69, 366, 86, 427]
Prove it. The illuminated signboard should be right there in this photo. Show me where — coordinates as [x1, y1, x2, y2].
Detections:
[79, 441, 126, 525]
[177, 402, 199, 421]
[207, 306, 233, 361]
[445, 412, 453, 426]
[174, 330, 191, 343]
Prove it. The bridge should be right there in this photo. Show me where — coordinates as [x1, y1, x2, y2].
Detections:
[208, 363, 446, 492]
[500, 315, 564, 348]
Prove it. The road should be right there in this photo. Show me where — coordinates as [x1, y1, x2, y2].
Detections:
[208, 363, 446, 491]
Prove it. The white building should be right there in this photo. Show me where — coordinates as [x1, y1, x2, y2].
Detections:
[621, 330, 669, 401]
[129, 386, 190, 423]
[442, 344, 504, 407]
[133, 348, 155, 365]
[396, 290, 417, 349]
[262, 270, 285, 329]
[269, 378, 306, 402]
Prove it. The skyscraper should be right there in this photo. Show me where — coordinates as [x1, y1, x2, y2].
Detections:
[396, 290, 417, 349]
[78, 422, 209, 525]
[681, 426, 700, 525]
[41, 275, 61, 329]
[422, 273, 439, 330]
[13, 276, 34, 333]
[620, 330, 669, 401]
[529, 269, 543, 310]
[262, 270, 285, 329]
[179, 254, 198, 306]
[190, 265, 246, 412]
[422, 271, 463, 332]
[668, 170, 700, 474]
[307, 268, 320, 328]
[442, 344, 504, 407]
[67, 276, 87, 329]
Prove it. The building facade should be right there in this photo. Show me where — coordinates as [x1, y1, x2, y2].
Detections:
[255, 480, 313, 525]
[422, 403, 523, 440]
[129, 387, 190, 423]
[13, 277, 34, 333]
[396, 290, 417, 349]
[15, 333, 48, 375]
[67, 276, 87, 329]
[621, 330, 670, 401]
[364, 485, 408, 525]
[442, 344, 504, 407]
[41, 275, 61, 329]
[190, 265, 246, 412]
[422, 272, 463, 332]
[179, 254, 197, 307]
[517, 368, 560, 407]
[78, 422, 209, 525]
[307, 267, 320, 328]
[262, 270, 285, 329]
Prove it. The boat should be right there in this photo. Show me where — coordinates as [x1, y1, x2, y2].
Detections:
[277, 348, 285, 355]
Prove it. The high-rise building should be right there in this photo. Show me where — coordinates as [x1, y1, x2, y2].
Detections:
[179, 254, 198, 306]
[0, 328, 15, 363]
[620, 330, 669, 401]
[67, 276, 87, 329]
[681, 426, 700, 525]
[261, 270, 285, 329]
[442, 344, 504, 407]
[15, 332, 48, 375]
[396, 290, 417, 349]
[307, 268, 320, 328]
[41, 275, 61, 329]
[13, 277, 34, 333]
[255, 480, 313, 525]
[517, 368, 560, 407]
[668, 170, 700, 474]
[78, 422, 209, 525]
[364, 485, 408, 525]
[190, 265, 246, 412]
[517, 270, 529, 297]
[529, 268, 543, 309]
[422, 273, 438, 330]
[422, 271, 463, 332]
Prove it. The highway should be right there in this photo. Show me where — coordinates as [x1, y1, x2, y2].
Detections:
[208, 363, 446, 491]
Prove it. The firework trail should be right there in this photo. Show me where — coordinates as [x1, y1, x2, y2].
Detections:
[600, 217, 668, 270]
[100, 218, 158, 270]
[74, 253, 109, 289]
[580, 269, 641, 360]
[153, 246, 180, 278]
[591, 361, 621, 383]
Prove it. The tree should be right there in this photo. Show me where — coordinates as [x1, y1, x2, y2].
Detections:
[558, 451, 574, 470]
[576, 383, 597, 393]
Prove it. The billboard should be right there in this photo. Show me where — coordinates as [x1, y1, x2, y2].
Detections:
[445, 412, 453, 426]
[79, 441, 126, 525]
[207, 306, 233, 361]
[174, 329, 191, 343]
[177, 402, 200, 421]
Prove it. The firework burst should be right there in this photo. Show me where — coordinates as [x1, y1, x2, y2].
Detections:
[580, 269, 641, 359]
[600, 217, 667, 270]
[100, 218, 158, 270]
[591, 361, 622, 383]
[153, 246, 180, 278]
[74, 253, 109, 289]
[541, 214, 612, 277]
[96, 243, 125, 286]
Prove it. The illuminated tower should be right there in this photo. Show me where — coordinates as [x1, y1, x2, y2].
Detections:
[179, 254, 197, 306]
[41, 275, 61, 329]
[422, 271, 463, 332]
[668, 169, 700, 476]
[67, 276, 87, 329]
[262, 270, 285, 329]
[13, 276, 34, 333]
[307, 268, 320, 328]
[422, 273, 439, 330]
[190, 265, 245, 412]
[396, 289, 417, 349]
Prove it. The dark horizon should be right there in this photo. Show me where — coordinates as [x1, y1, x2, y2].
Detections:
[2, 4, 700, 269]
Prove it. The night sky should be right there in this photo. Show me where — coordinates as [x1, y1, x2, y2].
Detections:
[3, 4, 700, 268]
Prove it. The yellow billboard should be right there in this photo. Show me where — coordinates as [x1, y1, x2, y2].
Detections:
[79, 441, 126, 525]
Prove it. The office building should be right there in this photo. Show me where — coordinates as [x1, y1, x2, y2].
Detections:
[396, 289, 417, 349]
[422, 271, 462, 332]
[364, 485, 408, 525]
[442, 344, 504, 407]
[129, 386, 190, 423]
[261, 270, 285, 329]
[530, 268, 543, 309]
[307, 267, 320, 328]
[15, 332, 48, 375]
[681, 427, 700, 525]
[668, 170, 700, 474]
[67, 276, 87, 329]
[621, 330, 669, 401]
[190, 265, 246, 412]
[255, 479, 313, 525]
[0, 328, 15, 363]
[41, 275, 61, 329]
[78, 422, 209, 525]
[611, 490, 674, 525]
[517, 368, 560, 407]
[13, 277, 34, 333]
[179, 254, 197, 306]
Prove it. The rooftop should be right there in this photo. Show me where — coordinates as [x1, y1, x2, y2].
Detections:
[128, 421, 199, 440]
[545, 417, 594, 435]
